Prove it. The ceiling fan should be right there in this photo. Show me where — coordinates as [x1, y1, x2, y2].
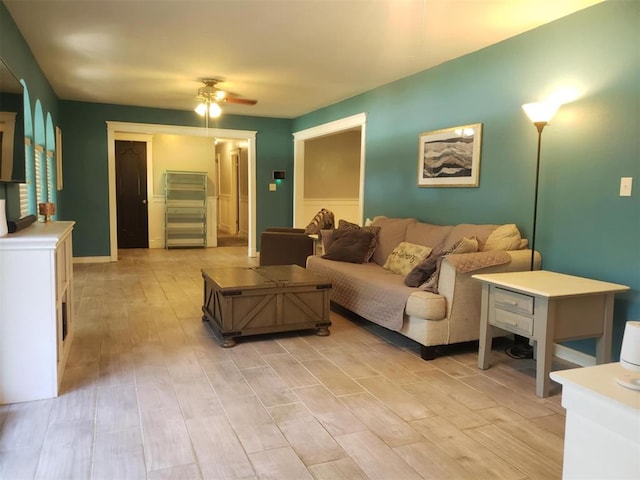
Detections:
[195, 78, 257, 118]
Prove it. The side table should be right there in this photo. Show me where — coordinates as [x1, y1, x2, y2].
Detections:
[473, 270, 629, 397]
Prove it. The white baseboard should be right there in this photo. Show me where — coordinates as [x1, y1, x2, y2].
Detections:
[73, 256, 112, 264]
[554, 343, 596, 367]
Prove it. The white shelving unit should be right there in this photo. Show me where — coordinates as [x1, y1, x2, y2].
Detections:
[164, 170, 207, 248]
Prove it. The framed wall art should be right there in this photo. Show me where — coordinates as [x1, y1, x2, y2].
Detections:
[417, 123, 483, 187]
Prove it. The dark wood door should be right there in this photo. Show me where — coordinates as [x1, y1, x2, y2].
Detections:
[115, 140, 149, 248]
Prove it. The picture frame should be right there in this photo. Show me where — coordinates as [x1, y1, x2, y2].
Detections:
[55, 126, 63, 190]
[417, 123, 483, 187]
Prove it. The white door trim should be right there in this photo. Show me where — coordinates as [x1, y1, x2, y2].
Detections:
[292, 113, 367, 228]
[106, 121, 257, 261]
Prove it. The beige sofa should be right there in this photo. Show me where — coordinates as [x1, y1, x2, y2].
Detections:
[306, 216, 541, 359]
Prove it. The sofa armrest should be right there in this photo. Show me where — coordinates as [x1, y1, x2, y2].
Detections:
[436, 249, 541, 344]
[259, 231, 315, 268]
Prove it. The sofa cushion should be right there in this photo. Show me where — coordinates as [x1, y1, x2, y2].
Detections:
[481, 224, 523, 251]
[383, 242, 433, 276]
[321, 227, 377, 263]
[406, 291, 446, 320]
[405, 222, 452, 249]
[371, 217, 417, 266]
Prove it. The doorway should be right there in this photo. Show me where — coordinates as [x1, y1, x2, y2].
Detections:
[216, 143, 249, 246]
[107, 122, 257, 262]
[293, 113, 367, 227]
[115, 140, 149, 248]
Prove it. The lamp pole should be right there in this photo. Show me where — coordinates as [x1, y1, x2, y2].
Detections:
[530, 121, 547, 271]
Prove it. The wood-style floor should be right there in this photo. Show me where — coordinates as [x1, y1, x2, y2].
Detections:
[0, 246, 573, 480]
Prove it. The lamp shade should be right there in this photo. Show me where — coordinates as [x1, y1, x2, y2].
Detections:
[208, 102, 222, 118]
[522, 101, 560, 124]
[195, 103, 207, 116]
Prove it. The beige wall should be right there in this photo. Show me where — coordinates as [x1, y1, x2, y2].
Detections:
[152, 134, 217, 195]
[304, 130, 360, 199]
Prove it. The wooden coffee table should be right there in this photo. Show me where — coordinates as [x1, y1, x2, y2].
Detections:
[201, 265, 332, 347]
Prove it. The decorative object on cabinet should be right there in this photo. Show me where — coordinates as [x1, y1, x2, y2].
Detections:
[164, 170, 207, 248]
[0, 221, 75, 404]
[417, 123, 482, 188]
[7, 214, 36, 233]
[617, 320, 640, 390]
[0, 199, 7, 236]
[38, 202, 55, 222]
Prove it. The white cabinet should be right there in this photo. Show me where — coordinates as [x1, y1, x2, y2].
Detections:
[0, 221, 75, 404]
[164, 170, 207, 248]
[550, 363, 640, 479]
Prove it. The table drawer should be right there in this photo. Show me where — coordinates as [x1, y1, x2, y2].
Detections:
[491, 309, 534, 336]
[494, 287, 534, 315]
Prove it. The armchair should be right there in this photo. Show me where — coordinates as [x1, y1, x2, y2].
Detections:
[259, 228, 315, 268]
[259, 209, 334, 268]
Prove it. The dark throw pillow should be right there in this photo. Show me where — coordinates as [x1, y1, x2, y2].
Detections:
[404, 247, 443, 287]
[321, 228, 377, 263]
[404, 236, 479, 289]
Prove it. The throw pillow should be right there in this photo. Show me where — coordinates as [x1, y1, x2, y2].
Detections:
[338, 219, 360, 230]
[418, 236, 479, 291]
[449, 236, 479, 255]
[404, 246, 442, 287]
[304, 209, 335, 235]
[404, 237, 478, 288]
[320, 229, 335, 252]
[321, 228, 377, 263]
[383, 242, 433, 276]
[481, 224, 522, 251]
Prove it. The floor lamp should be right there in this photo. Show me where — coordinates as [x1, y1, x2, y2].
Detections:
[521, 101, 560, 271]
[506, 101, 560, 360]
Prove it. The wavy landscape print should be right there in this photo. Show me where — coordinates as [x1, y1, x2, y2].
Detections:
[423, 135, 474, 178]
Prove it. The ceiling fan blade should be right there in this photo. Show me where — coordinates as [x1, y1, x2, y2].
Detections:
[223, 97, 258, 105]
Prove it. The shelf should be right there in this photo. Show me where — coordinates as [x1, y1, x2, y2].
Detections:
[165, 171, 207, 248]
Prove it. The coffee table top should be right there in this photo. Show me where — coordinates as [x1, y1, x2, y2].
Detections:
[472, 270, 629, 298]
[202, 264, 331, 291]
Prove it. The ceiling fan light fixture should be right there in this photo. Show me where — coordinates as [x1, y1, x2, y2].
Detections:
[195, 103, 207, 116]
[209, 102, 222, 118]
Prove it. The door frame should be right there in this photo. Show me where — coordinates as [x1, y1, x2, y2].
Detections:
[106, 121, 257, 262]
[292, 113, 367, 227]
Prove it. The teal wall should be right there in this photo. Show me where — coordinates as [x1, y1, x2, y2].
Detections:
[59, 101, 292, 256]
[0, 1, 58, 214]
[294, 0, 640, 358]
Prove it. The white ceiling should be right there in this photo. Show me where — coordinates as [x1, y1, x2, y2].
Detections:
[4, 0, 602, 119]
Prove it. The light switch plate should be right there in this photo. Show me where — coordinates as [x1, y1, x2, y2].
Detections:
[620, 177, 632, 197]
[269, 183, 277, 192]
